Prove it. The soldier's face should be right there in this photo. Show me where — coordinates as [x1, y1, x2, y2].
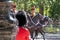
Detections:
[31, 6, 35, 14]
[11, 5, 16, 12]
[31, 9, 35, 14]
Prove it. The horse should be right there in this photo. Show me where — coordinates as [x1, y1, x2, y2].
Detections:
[26, 13, 53, 40]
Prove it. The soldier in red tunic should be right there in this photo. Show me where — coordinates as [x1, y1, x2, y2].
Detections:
[16, 11, 31, 40]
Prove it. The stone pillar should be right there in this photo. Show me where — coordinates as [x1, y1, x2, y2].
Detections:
[0, 0, 17, 40]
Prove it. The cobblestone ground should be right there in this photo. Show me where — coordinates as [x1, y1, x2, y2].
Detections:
[31, 33, 60, 40]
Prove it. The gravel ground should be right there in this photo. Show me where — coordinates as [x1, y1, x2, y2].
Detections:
[31, 33, 60, 40]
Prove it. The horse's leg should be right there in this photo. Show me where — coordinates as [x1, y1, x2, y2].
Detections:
[29, 27, 35, 40]
[28, 28, 33, 38]
[32, 29, 38, 40]
[38, 26, 45, 40]
[30, 31, 34, 38]
[34, 29, 38, 39]
[29, 31, 34, 40]
[41, 30, 45, 34]
[40, 30, 45, 40]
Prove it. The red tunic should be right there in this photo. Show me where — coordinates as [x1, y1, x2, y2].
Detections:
[16, 27, 31, 40]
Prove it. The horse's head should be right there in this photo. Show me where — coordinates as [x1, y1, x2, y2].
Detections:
[43, 16, 49, 22]
[43, 16, 53, 26]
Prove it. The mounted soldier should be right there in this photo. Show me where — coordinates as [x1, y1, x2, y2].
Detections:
[0, 0, 18, 40]
[26, 5, 51, 40]
[26, 5, 43, 39]
[27, 5, 36, 27]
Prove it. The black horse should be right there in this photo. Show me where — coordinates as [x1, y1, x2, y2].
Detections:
[26, 13, 52, 40]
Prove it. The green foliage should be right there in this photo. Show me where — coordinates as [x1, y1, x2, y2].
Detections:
[44, 0, 60, 20]
[44, 25, 60, 33]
